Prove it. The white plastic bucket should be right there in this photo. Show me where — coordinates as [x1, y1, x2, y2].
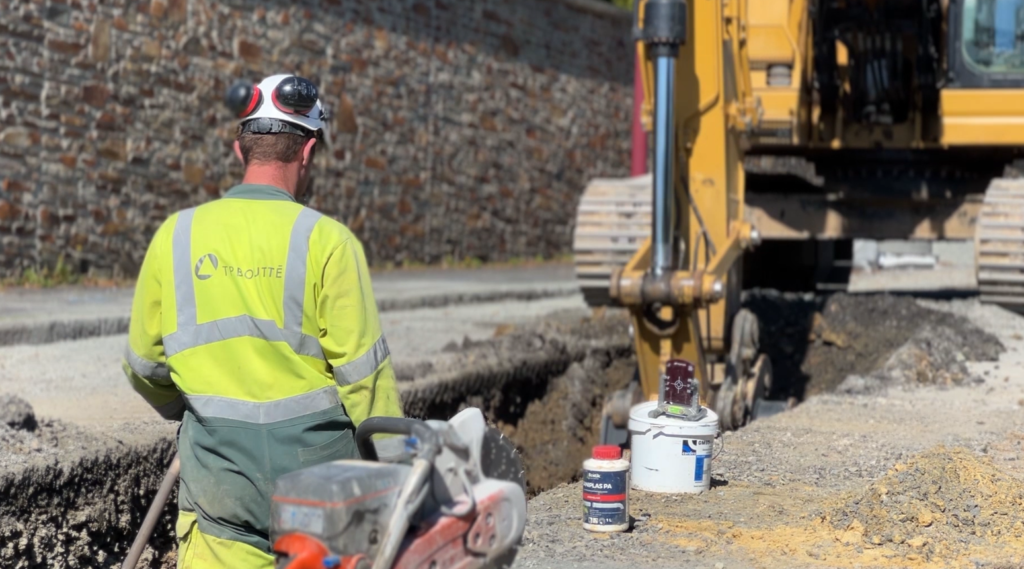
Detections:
[628, 401, 719, 493]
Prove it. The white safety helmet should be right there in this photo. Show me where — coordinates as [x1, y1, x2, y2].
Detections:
[225, 74, 327, 138]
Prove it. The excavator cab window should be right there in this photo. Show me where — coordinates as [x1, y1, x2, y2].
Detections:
[961, 0, 1024, 72]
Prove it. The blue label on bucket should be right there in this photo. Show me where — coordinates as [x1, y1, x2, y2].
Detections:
[582, 469, 628, 527]
[682, 439, 712, 483]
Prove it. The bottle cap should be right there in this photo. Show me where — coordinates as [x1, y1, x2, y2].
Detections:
[592, 445, 622, 460]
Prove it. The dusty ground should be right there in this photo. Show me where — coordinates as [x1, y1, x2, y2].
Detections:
[2, 276, 1021, 568]
[514, 296, 1024, 569]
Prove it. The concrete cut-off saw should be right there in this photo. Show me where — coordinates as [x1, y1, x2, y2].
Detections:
[121, 408, 528, 569]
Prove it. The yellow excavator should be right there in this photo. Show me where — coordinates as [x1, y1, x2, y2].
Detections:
[575, 0, 1024, 439]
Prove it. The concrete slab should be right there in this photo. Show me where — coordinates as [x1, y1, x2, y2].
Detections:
[852, 239, 879, 267]
[877, 239, 933, 256]
[848, 266, 978, 293]
[0, 264, 578, 347]
[932, 239, 976, 267]
[847, 240, 978, 294]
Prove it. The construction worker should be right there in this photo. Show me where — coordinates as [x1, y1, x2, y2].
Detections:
[121, 74, 403, 569]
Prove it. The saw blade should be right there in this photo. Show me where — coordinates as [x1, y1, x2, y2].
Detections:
[478, 427, 525, 569]
[480, 427, 526, 493]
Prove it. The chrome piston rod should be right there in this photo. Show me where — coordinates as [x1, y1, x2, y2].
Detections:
[651, 54, 677, 277]
[639, 0, 686, 281]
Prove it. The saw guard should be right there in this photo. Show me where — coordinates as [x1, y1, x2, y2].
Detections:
[390, 479, 526, 569]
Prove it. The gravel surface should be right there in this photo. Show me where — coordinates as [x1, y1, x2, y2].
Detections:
[513, 297, 1024, 569]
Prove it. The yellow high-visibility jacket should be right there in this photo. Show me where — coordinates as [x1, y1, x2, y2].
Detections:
[122, 183, 403, 556]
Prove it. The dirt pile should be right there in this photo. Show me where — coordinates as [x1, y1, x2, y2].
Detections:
[0, 394, 114, 472]
[745, 291, 1003, 399]
[824, 446, 1024, 562]
[0, 394, 36, 431]
[0, 417, 105, 471]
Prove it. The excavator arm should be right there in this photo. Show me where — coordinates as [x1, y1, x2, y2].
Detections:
[584, 0, 779, 436]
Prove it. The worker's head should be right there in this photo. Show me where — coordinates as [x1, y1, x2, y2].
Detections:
[225, 75, 327, 204]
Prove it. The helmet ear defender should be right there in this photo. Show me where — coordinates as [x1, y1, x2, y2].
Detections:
[240, 86, 262, 118]
[225, 81, 263, 118]
[272, 76, 319, 117]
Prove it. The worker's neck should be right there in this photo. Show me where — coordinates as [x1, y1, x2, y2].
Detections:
[240, 163, 300, 198]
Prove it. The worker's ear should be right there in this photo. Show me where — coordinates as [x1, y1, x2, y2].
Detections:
[301, 137, 317, 168]
[233, 140, 245, 165]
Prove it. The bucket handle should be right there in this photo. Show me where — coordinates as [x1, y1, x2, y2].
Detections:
[711, 428, 724, 461]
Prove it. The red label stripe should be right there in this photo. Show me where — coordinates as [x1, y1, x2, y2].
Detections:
[583, 493, 626, 502]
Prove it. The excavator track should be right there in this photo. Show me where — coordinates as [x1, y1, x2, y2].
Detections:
[976, 178, 1024, 313]
[572, 174, 652, 306]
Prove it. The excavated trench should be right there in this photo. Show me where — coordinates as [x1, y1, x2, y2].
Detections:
[0, 293, 1004, 568]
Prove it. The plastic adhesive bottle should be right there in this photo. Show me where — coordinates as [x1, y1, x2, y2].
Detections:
[582, 444, 630, 532]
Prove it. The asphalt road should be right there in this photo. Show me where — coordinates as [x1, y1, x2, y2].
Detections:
[0, 265, 587, 425]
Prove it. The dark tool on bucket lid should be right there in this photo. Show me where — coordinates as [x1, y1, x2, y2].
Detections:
[650, 359, 705, 420]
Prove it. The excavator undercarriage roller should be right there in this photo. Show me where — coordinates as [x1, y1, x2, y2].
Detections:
[976, 178, 1024, 313]
[572, 174, 653, 307]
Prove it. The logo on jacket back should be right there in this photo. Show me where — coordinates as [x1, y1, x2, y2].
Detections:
[194, 253, 285, 281]
[194, 254, 219, 281]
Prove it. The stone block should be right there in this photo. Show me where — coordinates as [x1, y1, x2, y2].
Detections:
[90, 18, 112, 62]
[364, 156, 387, 171]
[183, 163, 205, 184]
[82, 83, 109, 108]
[0, 128, 36, 148]
[236, 38, 261, 63]
[141, 38, 161, 60]
[150, 0, 167, 19]
[45, 38, 84, 55]
[0, 200, 20, 221]
[97, 139, 127, 162]
[1, 179, 31, 193]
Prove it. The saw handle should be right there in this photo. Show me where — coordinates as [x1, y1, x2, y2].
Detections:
[355, 417, 441, 462]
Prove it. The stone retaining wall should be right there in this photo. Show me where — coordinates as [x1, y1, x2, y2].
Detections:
[0, 0, 632, 277]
